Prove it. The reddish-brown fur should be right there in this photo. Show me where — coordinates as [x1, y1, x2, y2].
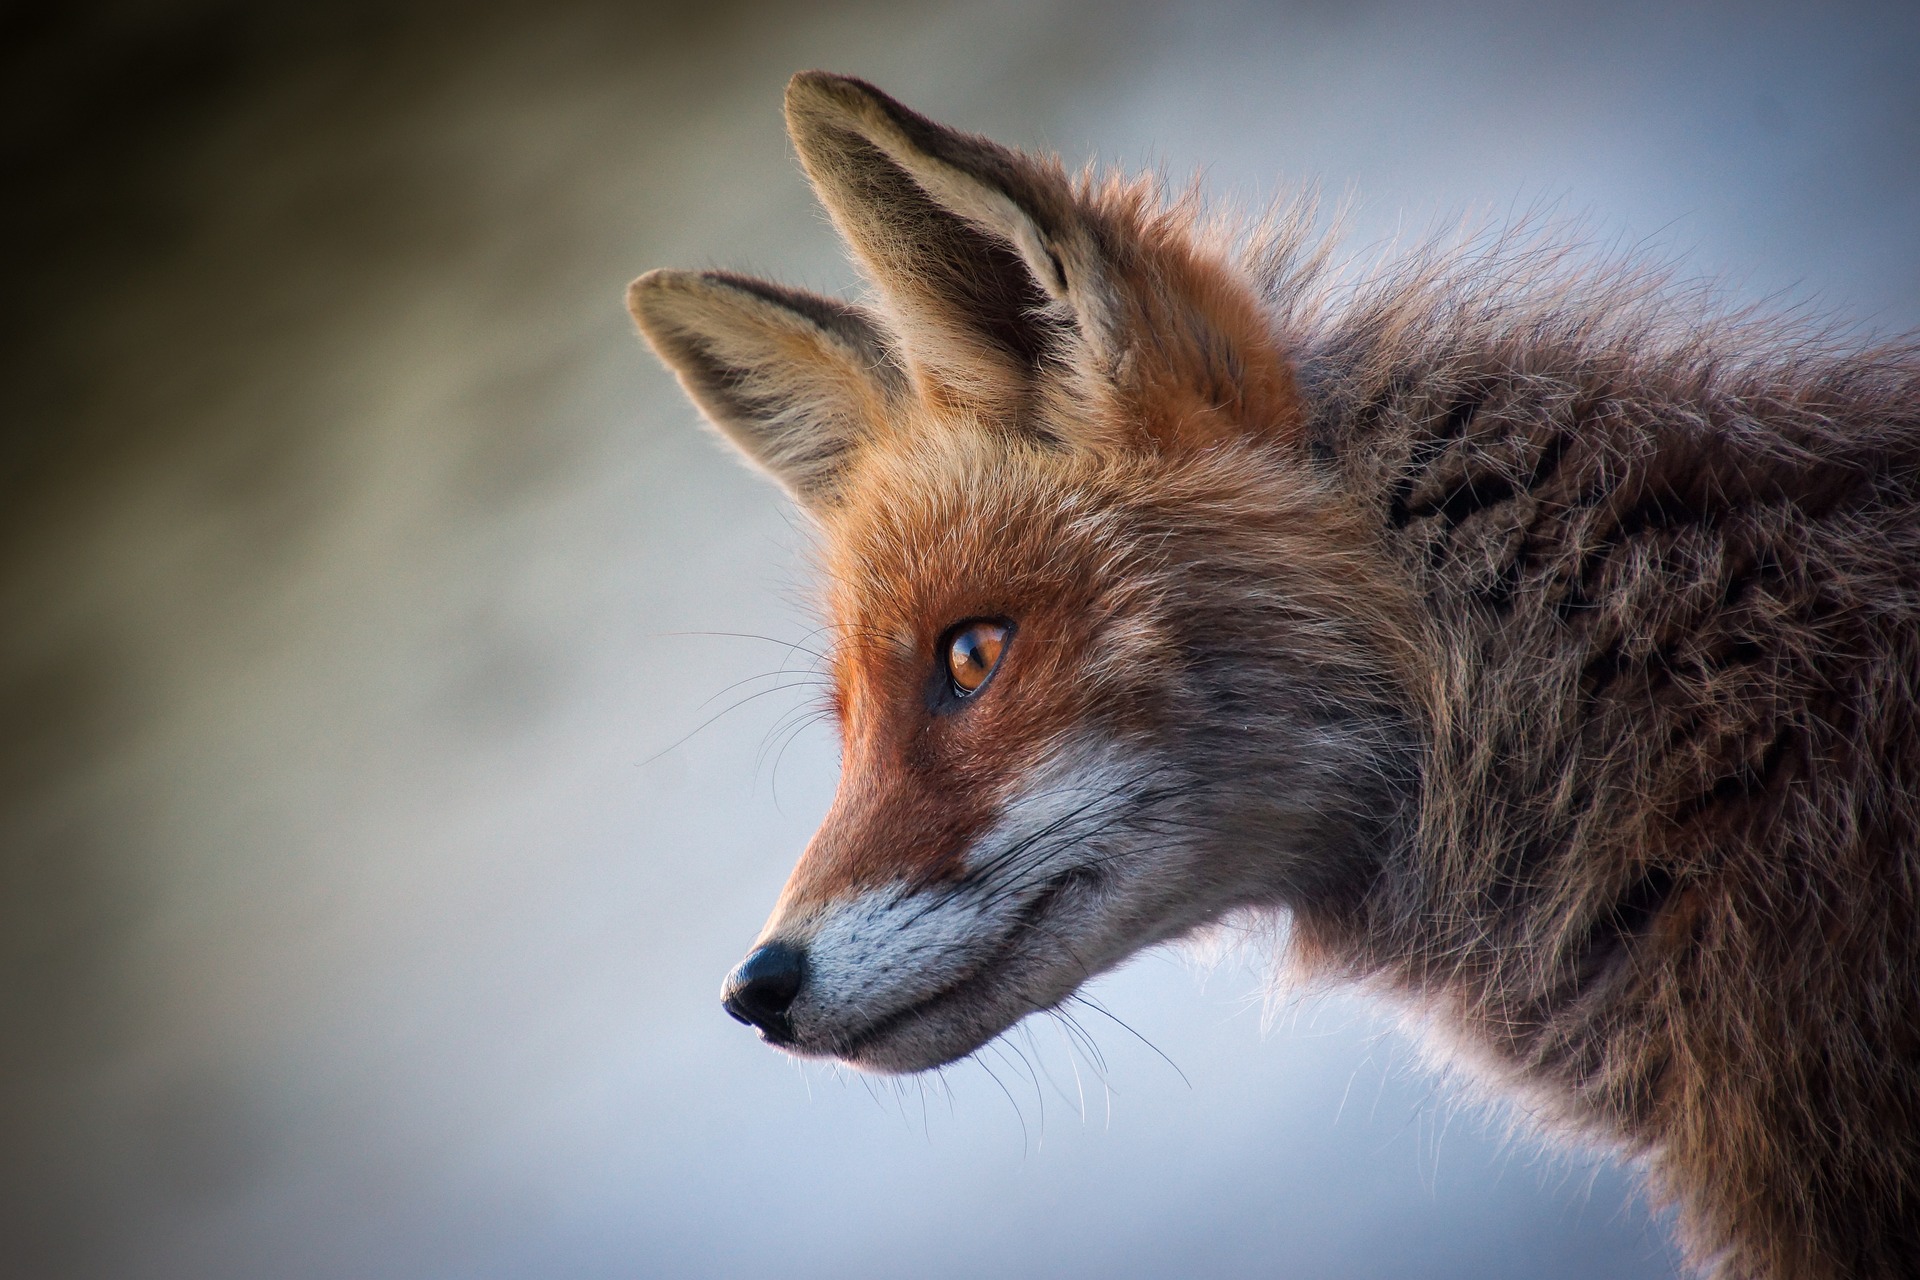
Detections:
[630, 73, 1920, 1279]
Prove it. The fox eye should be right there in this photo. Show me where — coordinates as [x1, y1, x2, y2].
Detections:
[944, 620, 1010, 697]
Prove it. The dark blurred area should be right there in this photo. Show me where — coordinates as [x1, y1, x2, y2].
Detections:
[7, 1, 409, 494]
[2, 7, 792, 1275]
[1, 3, 1913, 1278]
[4, 0, 734, 507]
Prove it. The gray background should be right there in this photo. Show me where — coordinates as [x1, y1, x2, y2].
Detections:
[4, 2, 1915, 1277]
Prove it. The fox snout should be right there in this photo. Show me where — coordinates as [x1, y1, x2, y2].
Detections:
[720, 942, 806, 1042]
[719, 733, 1221, 1074]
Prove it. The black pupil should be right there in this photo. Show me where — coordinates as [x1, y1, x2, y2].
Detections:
[951, 625, 1001, 693]
[956, 632, 987, 676]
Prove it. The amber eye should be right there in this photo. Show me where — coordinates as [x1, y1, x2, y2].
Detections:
[945, 620, 1009, 697]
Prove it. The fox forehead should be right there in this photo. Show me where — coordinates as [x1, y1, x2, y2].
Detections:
[817, 422, 1169, 710]
[826, 424, 1116, 597]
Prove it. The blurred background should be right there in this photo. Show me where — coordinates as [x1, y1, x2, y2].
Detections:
[4, 2, 1916, 1277]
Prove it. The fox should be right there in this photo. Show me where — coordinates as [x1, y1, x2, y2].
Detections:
[627, 72, 1920, 1279]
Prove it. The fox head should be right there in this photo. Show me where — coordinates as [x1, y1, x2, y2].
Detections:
[631, 73, 1418, 1073]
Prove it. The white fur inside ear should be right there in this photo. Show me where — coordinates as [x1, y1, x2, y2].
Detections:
[908, 161, 1068, 297]
[628, 271, 898, 507]
[839, 106, 1073, 298]
[855, 130, 1131, 372]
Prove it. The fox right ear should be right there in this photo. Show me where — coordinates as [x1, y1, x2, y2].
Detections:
[628, 269, 905, 508]
[784, 72, 1080, 415]
[783, 73, 1302, 451]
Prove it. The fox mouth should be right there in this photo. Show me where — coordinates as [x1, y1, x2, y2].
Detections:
[828, 965, 996, 1059]
[819, 864, 1107, 1070]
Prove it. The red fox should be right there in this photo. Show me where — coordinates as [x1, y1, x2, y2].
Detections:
[629, 73, 1920, 1279]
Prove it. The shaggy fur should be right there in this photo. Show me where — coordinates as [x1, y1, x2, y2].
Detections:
[629, 73, 1920, 1279]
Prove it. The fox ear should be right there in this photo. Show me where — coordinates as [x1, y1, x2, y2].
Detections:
[628, 269, 904, 507]
[784, 72, 1301, 448]
[783, 72, 1103, 413]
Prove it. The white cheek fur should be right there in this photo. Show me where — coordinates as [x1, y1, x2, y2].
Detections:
[790, 740, 1189, 1035]
[797, 888, 990, 1027]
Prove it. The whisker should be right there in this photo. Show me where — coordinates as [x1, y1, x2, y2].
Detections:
[639, 681, 832, 767]
[697, 667, 829, 713]
[1054, 1006, 1111, 1079]
[655, 629, 832, 663]
[764, 706, 836, 801]
[1071, 994, 1191, 1089]
[970, 1051, 1030, 1156]
[993, 1038, 1047, 1151]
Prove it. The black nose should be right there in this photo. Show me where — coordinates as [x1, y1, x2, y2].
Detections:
[722, 942, 806, 1038]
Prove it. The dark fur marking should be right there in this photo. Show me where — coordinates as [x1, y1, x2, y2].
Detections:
[1550, 477, 1716, 621]
[1386, 480, 1414, 530]
[1381, 380, 1484, 529]
[1604, 865, 1679, 939]
[1407, 423, 1567, 543]
[1581, 629, 1767, 703]
[1477, 549, 1527, 612]
[1671, 722, 1798, 827]
[1579, 644, 1631, 699]
[1437, 390, 1482, 440]
[1468, 433, 1575, 613]
[1549, 580, 1597, 619]
[1575, 865, 1680, 986]
[1421, 470, 1520, 530]
[1720, 545, 1783, 609]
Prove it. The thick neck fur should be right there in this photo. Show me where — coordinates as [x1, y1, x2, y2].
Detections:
[1264, 232, 1920, 1279]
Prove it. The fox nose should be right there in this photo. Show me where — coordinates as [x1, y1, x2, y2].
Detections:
[722, 941, 806, 1038]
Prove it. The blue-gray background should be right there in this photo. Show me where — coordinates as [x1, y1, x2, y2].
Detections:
[4, 3, 1915, 1277]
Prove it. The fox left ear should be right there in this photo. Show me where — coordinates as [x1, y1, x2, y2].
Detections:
[785, 71, 1301, 450]
[628, 269, 906, 508]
